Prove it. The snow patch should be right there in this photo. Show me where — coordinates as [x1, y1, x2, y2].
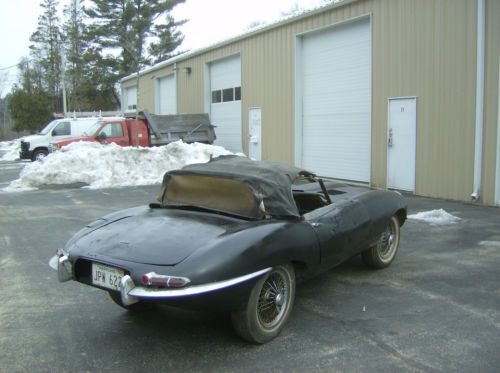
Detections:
[408, 209, 461, 225]
[478, 241, 500, 248]
[0, 139, 21, 161]
[4, 141, 235, 192]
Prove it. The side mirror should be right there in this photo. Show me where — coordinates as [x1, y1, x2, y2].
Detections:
[52, 129, 59, 136]
[96, 132, 107, 140]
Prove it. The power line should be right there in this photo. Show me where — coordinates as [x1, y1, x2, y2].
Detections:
[0, 64, 18, 71]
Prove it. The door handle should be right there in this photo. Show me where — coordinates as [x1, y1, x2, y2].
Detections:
[388, 128, 394, 147]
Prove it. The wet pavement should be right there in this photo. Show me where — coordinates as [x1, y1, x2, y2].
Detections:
[0, 157, 499, 372]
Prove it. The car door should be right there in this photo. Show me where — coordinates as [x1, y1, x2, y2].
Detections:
[51, 121, 71, 139]
[97, 122, 128, 146]
[305, 199, 371, 268]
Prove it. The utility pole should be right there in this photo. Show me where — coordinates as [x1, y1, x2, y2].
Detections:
[61, 50, 67, 116]
[122, 40, 142, 148]
[135, 70, 140, 147]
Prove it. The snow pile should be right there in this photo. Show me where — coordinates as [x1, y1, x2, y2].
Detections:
[408, 209, 461, 225]
[0, 139, 20, 161]
[4, 141, 235, 191]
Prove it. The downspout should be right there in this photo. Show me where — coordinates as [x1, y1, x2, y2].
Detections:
[472, 0, 486, 200]
[496, 52, 500, 205]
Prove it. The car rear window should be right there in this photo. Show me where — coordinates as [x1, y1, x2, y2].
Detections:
[163, 174, 261, 219]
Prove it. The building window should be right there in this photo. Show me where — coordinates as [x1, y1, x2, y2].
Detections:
[211, 86, 241, 104]
[222, 88, 233, 102]
[212, 90, 221, 103]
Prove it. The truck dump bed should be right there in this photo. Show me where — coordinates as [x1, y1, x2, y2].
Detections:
[138, 110, 216, 146]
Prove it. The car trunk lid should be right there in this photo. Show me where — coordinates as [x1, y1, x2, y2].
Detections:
[76, 208, 244, 265]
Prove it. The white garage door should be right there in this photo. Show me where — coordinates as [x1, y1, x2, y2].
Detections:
[123, 86, 137, 113]
[156, 74, 176, 115]
[210, 55, 242, 153]
[300, 18, 371, 182]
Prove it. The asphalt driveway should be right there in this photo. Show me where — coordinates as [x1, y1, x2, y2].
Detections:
[0, 158, 499, 372]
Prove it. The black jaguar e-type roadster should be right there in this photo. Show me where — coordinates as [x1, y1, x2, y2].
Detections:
[51, 155, 406, 343]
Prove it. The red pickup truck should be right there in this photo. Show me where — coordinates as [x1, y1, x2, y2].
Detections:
[49, 111, 216, 152]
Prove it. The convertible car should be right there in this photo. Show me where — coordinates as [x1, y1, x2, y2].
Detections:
[50, 155, 406, 343]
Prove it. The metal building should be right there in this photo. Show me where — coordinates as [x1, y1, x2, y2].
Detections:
[121, 0, 500, 206]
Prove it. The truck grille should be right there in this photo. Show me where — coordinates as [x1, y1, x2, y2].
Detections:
[20, 141, 30, 152]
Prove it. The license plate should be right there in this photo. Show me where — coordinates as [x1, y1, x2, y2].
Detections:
[91, 263, 124, 291]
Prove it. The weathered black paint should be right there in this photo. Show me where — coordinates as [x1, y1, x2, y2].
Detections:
[63, 179, 406, 311]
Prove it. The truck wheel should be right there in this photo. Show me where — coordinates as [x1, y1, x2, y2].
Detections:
[32, 149, 48, 161]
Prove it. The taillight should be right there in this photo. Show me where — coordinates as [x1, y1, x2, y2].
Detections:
[141, 272, 191, 288]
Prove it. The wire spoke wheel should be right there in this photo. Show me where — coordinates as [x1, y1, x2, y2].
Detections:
[257, 271, 289, 328]
[376, 224, 397, 261]
[362, 215, 401, 269]
[231, 264, 295, 344]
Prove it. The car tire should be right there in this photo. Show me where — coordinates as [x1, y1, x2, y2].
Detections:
[231, 264, 295, 344]
[362, 215, 400, 269]
[32, 149, 48, 161]
[108, 291, 152, 311]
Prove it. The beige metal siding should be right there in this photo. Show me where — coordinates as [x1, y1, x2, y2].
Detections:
[124, 0, 498, 204]
[372, 0, 477, 201]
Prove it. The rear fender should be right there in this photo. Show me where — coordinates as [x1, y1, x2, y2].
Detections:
[173, 220, 320, 284]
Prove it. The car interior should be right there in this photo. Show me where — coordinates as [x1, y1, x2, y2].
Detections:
[292, 191, 328, 215]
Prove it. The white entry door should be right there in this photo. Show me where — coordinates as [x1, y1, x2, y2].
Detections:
[248, 107, 262, 160]
[387, 98, 417, 191]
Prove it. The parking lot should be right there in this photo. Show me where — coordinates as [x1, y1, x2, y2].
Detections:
[0, 157, 499, 373]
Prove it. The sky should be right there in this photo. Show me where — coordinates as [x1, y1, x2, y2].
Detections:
[0, 0, 328, 97]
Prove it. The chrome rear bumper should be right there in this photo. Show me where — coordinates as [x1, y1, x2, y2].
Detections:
[49, 249, 73, 282]
[119, 267, 271, 306]
[49, 251, 270, 306]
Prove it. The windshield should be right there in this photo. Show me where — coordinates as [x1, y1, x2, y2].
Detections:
[39, 120, 59, 135]
[83, 121, 103, 136]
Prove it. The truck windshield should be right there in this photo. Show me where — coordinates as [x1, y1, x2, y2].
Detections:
[83, 122, 103, 136]
[39, 120, 59, 135]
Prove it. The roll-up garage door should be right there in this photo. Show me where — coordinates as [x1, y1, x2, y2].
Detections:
[301, 18, 371, 182]
[156, 74, 176, 115]
[123, 86, 137, 114]
[210, 55, 242, 153]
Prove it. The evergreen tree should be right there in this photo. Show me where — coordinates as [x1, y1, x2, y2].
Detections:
[62, 0, 117, 111]
[85, 0, 186, 77]
[148, 14, 186, 64]
[62, 0, 86, 111]
[8, 86, 52, 133]
[29, 0, 62, 112]
[7, 57, 54, 133]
